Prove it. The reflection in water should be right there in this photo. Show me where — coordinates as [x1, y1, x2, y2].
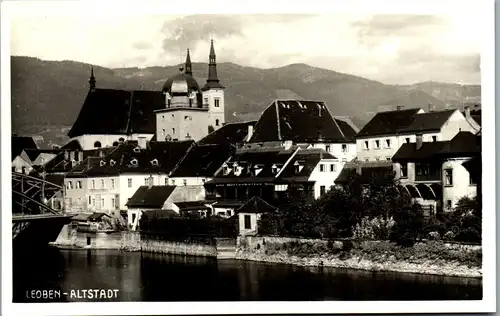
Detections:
[13, 248, 482, 302]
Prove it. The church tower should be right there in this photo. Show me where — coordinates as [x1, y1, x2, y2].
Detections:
[202, 40, 225, 133]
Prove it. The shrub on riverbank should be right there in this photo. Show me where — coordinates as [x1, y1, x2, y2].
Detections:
[272, 240, 481, 268]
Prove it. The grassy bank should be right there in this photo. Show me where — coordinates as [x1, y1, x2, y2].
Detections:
[236, 237, 482, 278]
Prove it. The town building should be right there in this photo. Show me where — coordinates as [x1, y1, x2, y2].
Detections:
[67, 41, 225, 150]
[392, 131, 481, 212]
[355, 107, 480, 162]
[204, 145, 340, 216]
[246, 100, 357, 163]
[237, 196, 276, 236]
[64, 140, 193, 216]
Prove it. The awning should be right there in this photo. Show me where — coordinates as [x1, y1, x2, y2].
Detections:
[416, 184, 436, 200]
[405, 185, 421, 198]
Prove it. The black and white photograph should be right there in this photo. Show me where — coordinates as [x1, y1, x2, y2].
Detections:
[1, 0, 495, 315]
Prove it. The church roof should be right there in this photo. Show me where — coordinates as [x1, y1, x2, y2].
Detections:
[162, 72, 201, 95]
[249, 100, 354, 144]
[67, 88, 164, 138]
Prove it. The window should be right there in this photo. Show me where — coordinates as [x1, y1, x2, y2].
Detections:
[375, 157, 380, 161]
[101, 179, 105, 188]
[202, 179, 206, 184]
[446, 199, 452, 209]
[204, 98, 208, 104]
[374, 140, 380, 149]
[94, 141, 102, 148]
[111, 198, 115, 209]
[385, 139, 391, 148]
[330, 164, 336, 172]
[215, 119, 220, 127]
[400, 163, 408, 178]
[101, 199, 104, 208]
[320, 185, 326, 196]
[386, 158, 391, 161]
[145, 178, 149, 185]
[171, 179, 176, 185]
[319, 164, 325, 172]
[365, 158, 369, 162]
[325, 145, 331, 152]
[92, 180, 95, 189]
[470, 174, 477, 185]
[342, 144, 348, 152]
[162, 129, 165, 137]
[67, 198, 72, 208]
[111, 179, 115, 189]
[76, 181, 82, 189]
[132, 213, 137, 224]
[405, 137, 410, 144]
[119, 137, 125, 142]
[92, 198, 95, 206]
[183, 179, 187, 186]
[128, 178, 132, 188]
[226, 210, 231, 217]
[185, 116, 192, 120]
[364, 141, 369, 150]
[172, 128, 175, 135]
[244, 215, 251, 229]
[444, 169, 453, 186]
[214, 98, 220, 107]
[66, 181, 72, 190]
[165, 178, 168, 185]
[162, 115, 165, 121]
[342, 158, 347, 163]
[432, 135, 437, 142]
[88, 196, 91, 205]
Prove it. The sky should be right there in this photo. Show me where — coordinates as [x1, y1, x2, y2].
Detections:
[9, 10, 482, 85]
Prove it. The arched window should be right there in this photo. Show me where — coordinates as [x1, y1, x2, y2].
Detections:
[94, 141, 102, 148]
[119, 137, 125, 142]
[215, 119, 220, 127]
[113, 141, 119, 146]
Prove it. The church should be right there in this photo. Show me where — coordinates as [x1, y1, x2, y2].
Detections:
[67, 40, 226, 150]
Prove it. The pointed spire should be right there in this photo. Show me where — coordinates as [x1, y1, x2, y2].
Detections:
[185, 48, 192, 76]
[202, 39, 225, 91]
[89, 66, 96, 90]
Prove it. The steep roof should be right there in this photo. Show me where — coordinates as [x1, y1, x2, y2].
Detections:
[392, 131, 481, 162]
[45, 147, 115, 174]
[356, 108, 422, 138]
[126, 185, 177, 208]
[169, 143, 233, 178]
[12, 136, 38, 160]
[236, 196, 277, 214]
[397, 110, 456, 133]
[249, 100, 354, 144]
[68, 89, 164, 138]
[66, 140, 193, 177]
[197, 121, 257, 146]
[334, 118, 358, 141]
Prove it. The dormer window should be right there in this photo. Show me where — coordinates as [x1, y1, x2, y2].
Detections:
[253, 164, 263, 176]
[109, 159, 116, 166]
[385, 139, 391, 148]
[100, 160, 106, 167]
[342, 144, 348, 152]
[374, 140, 380, 149]
[234, 166, 244, 176]
[364, 141, 369, 150]
[133, 146, 141, 153]
[151, 159, 159, 166]
[294, 161, 304, 174]
[130, 158, 138, 166]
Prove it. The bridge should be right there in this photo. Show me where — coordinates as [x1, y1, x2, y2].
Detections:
[12, 172, 73, 248]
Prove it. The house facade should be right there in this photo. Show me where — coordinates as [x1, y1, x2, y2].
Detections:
[356, 108, 479, 162]
[392, 131, 481, 212]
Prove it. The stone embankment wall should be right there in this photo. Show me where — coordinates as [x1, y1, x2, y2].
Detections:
[235, 236, 482, 279]
[51, 225, 217, 257]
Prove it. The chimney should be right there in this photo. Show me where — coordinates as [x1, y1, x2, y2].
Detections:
[246, 124, 254, 142]
[78, 151, 84, 162]
[356, 163, 362, 175]
[416, 134, 423, 150]
[138, 137, 147, 149]
[464, 105, 471, 118]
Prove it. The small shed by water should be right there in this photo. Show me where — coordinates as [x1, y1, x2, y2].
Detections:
[236, 196, 277, 236]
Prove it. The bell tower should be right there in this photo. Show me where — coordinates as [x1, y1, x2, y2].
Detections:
[202, 39, 225, 133]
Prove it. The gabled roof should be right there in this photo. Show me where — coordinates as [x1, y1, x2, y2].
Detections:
[12, 136, 38, 160]
[66, 140, 194, 177]
[236, 196, 276, 214]
[197, 121, 257, 146]
[68, 88, 164, 138]
[126, 185, 177, 208]
[397, 110, 456, 133]
[356, 108, 422, 138]
[169, 143, 233, 178]
[249, 100, 354, 144]
[334, 118, 358, 141]
[392, 131, 481, 162]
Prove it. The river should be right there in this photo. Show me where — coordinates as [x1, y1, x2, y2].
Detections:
[13, 247, 482, 302]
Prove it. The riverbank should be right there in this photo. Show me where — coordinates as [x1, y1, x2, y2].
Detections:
[235, 236, 482, 279]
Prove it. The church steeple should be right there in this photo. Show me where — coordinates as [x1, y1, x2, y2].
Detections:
[185, 49, 193, 76]
[202, 39, 225, 91]
[89, 67, 96, 90]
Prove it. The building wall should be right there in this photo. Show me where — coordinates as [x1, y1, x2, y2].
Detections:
[72, 134, 154, 150]
[64, 177, 89, 213]
[440, 110, 477, 140]
[118, 174, 168, 210]
[203, 88, 225, 131]
[168, 185, 206, 203]
[86, 176, 121, 216]
[213, 207, 236, 218]
[442, 158, 477, 209]
[305, 142, 357, 163]
[167, 177, 210, 186]
[308, 158, 341, 199]
[156, 109, 210, 141]
[12, 156, 33, 174]
[238, 212, 260, 235]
